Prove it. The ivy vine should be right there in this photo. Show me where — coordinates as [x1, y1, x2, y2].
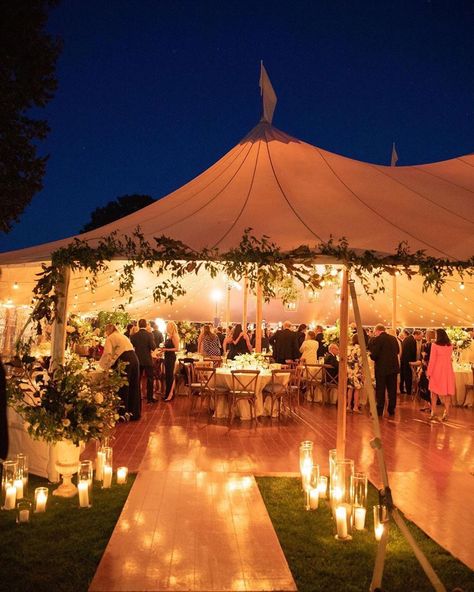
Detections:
[28, 227, 473, 333]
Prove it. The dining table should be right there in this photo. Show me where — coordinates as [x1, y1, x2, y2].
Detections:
[453, 363, 473, 406]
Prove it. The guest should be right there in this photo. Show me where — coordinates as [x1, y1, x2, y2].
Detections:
[124, 321, 137, 339]
[250, 327, 271, 351]
[400, 329, 416, 394]
[160, 321, 180, 401]
[427, 328, 455, 421]
[269, 321, 300, 364]
[150, 320, 164, 349]
[347, 334, 363, 413]
[368, 324, 400, 418]
[216, 326, 225, 351]
[315, 325, 327, 359]
[324, 343, 339, 381]
[226, 324, 252, 360]
[0, 357, 8, 462]
[99, 324, 141, 420]
[198, 324, 222, 357]
[299, 330, 318, 365]
[130, 319, 157, 404]
[296, 324, 307, 348]
[222, 326, 234, 356]
[418, 329, 436, 412]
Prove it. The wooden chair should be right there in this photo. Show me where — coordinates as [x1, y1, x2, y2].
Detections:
[203, 356, 222, 368]
[409, 361, 422, 399]
[229, 369, 260, 424]
[462, 364, 474, 406]
[262, 369, 291, 419]
[322, 365, 338, 404]
[303, 364, 325, 403]
[176, 360, 195, 396]
[189, 365, 218, 415]
[285, 364, 303, 409]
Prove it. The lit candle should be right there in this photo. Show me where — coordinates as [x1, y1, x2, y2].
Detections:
[318, 476, 328, 499]
[375, 524, 384, 541]
[333, 485, 343, 503]
[78, 481, 90, 507]
[335, 505, 348, 539]
[116, 467, 128, 485]
[18, 509, 30, 523]
[354, 507, 366, 530]
[102, 465, 112, 489]
[95, 451, 106, 481]
[309, 488, 319, 510]
[34, 488, 48, 513]
[301, 458, 313, 491]
[14, 478, 24, 499]
[4, 485, 17, 510]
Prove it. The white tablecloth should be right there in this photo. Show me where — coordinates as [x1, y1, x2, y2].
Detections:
[454, 364, 473, 406]
[213, 368, 289, 419]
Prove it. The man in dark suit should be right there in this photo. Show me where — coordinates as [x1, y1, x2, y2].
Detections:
[149, 321, 164, 349]
[324, 344, 339, 381]
[400, 329, 416, 394]
[315, 325, 327, 359]
[269, 321, 300, 364]
[368, 324, 400, 417]
[131, 319, 157, 403]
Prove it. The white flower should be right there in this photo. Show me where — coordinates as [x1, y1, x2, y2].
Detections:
[66, 326, 76, 333]
[95, 393, 104, 404]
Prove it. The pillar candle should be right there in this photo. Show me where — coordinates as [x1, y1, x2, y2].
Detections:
[102, 465, 112, 489]
[375, 524, 384, 541]
[335, 505, 348, 539]
[317, 476, 328, 499]
[4, 485, 17, 510]
[14, 478, 24, 499]
[35, 489, 47, 513]
[95, 451, 105, 481]
[18, 509, 30, 523]
[78, 481, 90, 507]
[309, 488, 319, 510]
[116, 467, 128, 485]
[354, 507, 366, 530]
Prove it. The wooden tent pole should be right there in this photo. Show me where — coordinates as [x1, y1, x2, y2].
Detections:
[336, 267, 349, 460]
[255, 281, 263, 352]
[50, 266, 71, 369]
[242, 275, 248, 330]
[392, 273, 397, 332]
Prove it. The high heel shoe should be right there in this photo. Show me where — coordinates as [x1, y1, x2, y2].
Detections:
[441, 411, 448, 421]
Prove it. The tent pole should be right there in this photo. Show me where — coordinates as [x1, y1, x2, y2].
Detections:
[225, 284, 231, 327]
[255, 280, 263, 352]
[392, 273, 397, 332]
[242, 275, 248, 330]
[50, 266, 71, 370]
[336, 266, 349, 460]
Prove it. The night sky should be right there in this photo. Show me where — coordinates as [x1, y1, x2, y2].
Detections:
[2, 0, 474, 252]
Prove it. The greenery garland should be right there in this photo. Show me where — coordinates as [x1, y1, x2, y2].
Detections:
[28, 228, 473, 333]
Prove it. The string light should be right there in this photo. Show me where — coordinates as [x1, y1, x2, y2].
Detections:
[13, 282, 19, 290]
[459, 282, 465, 290]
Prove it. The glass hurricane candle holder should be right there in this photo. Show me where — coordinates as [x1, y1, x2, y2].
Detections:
[2, 460, 18, 510]
[299, 441, 313, 490]
[317, 475, 328, 499]
[373, 504, 388, 541]
[351, 472, 367, 508]
[34, 487, 48, 513]
[304, 465, 320, 511]
[330, 459, 354, 534]
[77, 460, 93, 508]
[116, 467, 128, 485]
[16, 453, 29, 498]
[16, 500, 32, 525]
[328, 448, 337, 484]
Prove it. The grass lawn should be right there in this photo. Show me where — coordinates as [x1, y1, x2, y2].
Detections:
[0, 473, 135, 592]
[256, 477, 473, 592]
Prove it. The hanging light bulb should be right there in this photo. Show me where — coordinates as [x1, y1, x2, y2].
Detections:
[13, 282, 19, 290]
[459, 282, 465, 290]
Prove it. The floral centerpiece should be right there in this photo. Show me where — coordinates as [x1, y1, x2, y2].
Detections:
[323, 320, 352, 346]
[7, 356, 127, 446]
[232, 352, 268, 370]
[446, 326, 472, 363]
[176, 321, 199, 347]
[66, 314, 102, 353]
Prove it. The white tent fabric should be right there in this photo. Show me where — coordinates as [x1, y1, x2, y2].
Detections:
[0, 121, 473, 327]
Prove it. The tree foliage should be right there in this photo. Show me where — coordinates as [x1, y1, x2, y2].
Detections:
[0, 0, 62, 233]
[80, 194, 155, 233]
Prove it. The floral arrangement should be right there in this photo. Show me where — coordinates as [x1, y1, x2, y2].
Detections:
[96, 310, 131, 331]
[7, 356, 127, 445]
[176, 321, 199, 345]
[232, 352, 268, 370]
[323, 320, 352, 346]
[66, 314, 101, 349]
[276, 276, 299, 305]
[445, 326, 472, 351]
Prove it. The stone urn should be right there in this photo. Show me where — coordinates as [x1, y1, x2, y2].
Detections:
[52, 440, 83, 497]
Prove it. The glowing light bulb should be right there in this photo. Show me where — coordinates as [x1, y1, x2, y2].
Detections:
[13, 282, 19, 290]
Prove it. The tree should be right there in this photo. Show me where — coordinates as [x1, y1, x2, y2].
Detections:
[0, 1, 62, 233]
[80, 194, 156, 233]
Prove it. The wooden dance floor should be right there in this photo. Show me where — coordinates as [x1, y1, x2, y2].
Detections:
[87, 396, 474, 591]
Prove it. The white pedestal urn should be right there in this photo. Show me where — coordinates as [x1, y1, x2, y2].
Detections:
[52, 440, 83, 497]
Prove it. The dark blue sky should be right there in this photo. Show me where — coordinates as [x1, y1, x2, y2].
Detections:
[2, 0, 474, 252]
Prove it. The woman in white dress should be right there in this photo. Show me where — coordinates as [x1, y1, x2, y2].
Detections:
[299, 330, 318, 365]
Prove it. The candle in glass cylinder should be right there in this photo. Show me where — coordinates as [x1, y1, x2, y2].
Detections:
[4, 485, 17, 510]
[375, 524, 384, 541]
[13, 478, 24, 499]
[309, 488, 319, 510]
[102, 465, 112, 489]
[78, 481, 90, 508]
[16, 501, 32, 524]
[95, 451, 105, 481]
[354, 506, 366, 530]
[34, 488, 48, 513]
[116, 467, 128, 485]
[335, 505, 348, 539]
[317, 476, 328, 499]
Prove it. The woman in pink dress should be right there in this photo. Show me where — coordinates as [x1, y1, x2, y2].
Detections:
[427, 328, 455, 421]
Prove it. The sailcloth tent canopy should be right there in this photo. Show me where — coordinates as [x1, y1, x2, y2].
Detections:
[0, 121, 473, 266]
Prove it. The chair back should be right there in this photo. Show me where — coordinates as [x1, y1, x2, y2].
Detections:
[269, 369, 291, 392]
[178, 360, 195, 385]
[203, 356, 222, 368]
[230, 369, 260, 396]
[323, 364, 339, 387]
[304, 364, 324, 383]
[193, 365, 216, 391]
